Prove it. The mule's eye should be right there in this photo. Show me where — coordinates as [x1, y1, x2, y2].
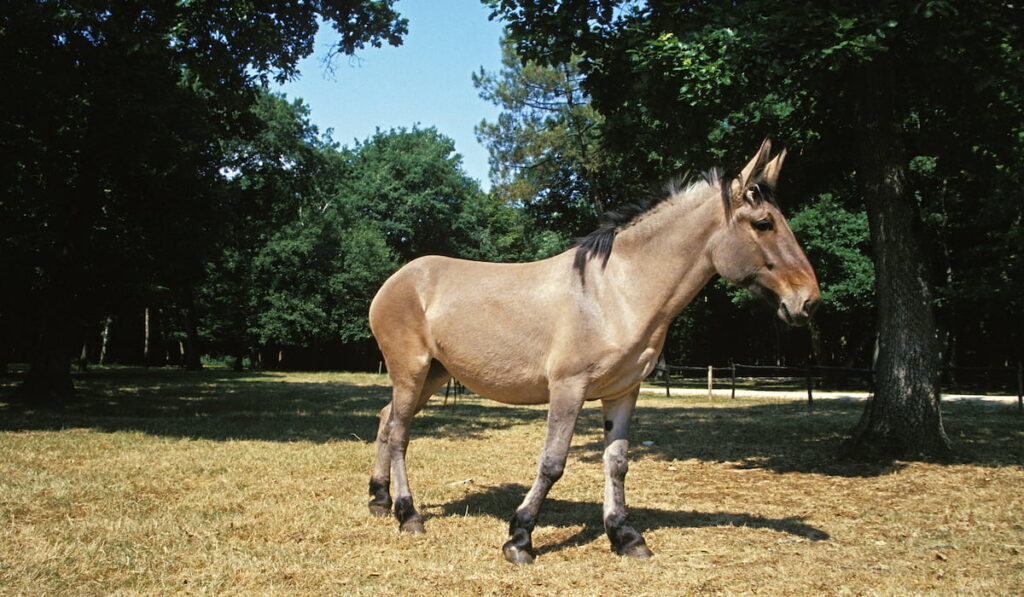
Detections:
[753, 219, 774, 232]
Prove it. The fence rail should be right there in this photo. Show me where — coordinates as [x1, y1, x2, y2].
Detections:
[654, 361, 1023, 414]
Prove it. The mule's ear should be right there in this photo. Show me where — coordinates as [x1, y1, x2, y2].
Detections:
[761, 148, 787, 188]
[739, 138, 772, 189]
[729, 138, 773, 208]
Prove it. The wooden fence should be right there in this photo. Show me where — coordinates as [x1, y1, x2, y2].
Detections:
[656, 362, 1023, 414]
[435, 362, 1023, 414]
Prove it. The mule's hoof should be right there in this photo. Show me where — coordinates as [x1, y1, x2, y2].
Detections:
[502, 542, 536, 565]
[400, 519, 425, 535]
[369, 503, 391, 518]
[619, 542, 654, 559]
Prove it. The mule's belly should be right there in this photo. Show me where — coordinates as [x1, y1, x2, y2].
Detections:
[454, 372, 551, 405]
[433, 342, 552, 405]
[437, 341, 661, 405]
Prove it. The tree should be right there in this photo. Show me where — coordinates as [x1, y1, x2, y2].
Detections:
[343, 126, 496, 262]
[475, 37, 609, 239]
[200, 92, 346, 367]
[787, 196, 875, 369]
[478, 18, 875, 366]
[488, 0, 1024, 458]
[0, 1, 407, 400]
[252, 214, 398, 352]
[201, 118, 505, 369]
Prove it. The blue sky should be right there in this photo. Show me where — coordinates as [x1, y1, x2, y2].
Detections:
[275, 0, 506, 189]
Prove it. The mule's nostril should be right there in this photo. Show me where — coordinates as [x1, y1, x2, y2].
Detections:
[803, 298, 820, 317]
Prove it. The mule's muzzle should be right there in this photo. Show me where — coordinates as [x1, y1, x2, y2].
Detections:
[778, 291, 820, 327]
[745, 277, 819, 327]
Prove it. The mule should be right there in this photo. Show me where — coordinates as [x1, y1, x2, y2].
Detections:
[367, 140, 820, 564]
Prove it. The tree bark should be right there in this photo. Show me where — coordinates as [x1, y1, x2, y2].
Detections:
[78, 339, 89, 372]
[143, 307, 151, 367]
[98, 316, 112, 365]
[842, 63, 951, 460]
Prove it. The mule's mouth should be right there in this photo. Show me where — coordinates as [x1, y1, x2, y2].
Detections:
[778, 300, 809, 327]
[745, 280, 813, 327]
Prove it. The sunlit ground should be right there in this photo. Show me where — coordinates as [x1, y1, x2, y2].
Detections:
[1, 368, 1021, 595]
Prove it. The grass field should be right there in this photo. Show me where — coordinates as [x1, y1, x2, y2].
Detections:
[2, 368, 1022, 595]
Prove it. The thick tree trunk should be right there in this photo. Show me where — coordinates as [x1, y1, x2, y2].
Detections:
[843, 64, 951, 460]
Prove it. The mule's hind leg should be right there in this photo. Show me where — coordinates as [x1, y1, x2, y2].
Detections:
[369, 401, 395, 517]
[369, 360, 450, 531]
[601, 388, 652, 557]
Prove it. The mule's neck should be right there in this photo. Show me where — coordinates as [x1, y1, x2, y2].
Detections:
[593, 187, 723, 339]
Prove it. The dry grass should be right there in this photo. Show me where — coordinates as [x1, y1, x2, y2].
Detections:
[1, 368, 1022, 596]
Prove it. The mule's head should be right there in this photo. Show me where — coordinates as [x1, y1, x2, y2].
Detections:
[708, 139, 821, 326]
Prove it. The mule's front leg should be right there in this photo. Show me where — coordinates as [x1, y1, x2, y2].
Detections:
[503, 391, 584, 565]
[602, 390, 653, 558]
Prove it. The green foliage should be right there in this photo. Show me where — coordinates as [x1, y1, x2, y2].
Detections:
[252, 215, 398, 346]
[490, 0, 1024, 367]
[474, 37, 610, 237]
[787, 196, 873, 314]
[343, 127, 492, 261]
[198, 99, 504, 355]
[0, 0, 407, 386]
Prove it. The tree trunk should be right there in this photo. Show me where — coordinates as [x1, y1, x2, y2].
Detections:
[99, 316, 112, 365]
[78, 339, 89, 372]
[842, 63, 951, 460]
[143, 307, 151, 367]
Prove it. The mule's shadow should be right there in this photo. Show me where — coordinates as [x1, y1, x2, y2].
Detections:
[432, 482, 829, 556]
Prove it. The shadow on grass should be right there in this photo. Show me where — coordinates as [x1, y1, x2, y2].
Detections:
[570, 398, 1022, 475]
[0, 367, 545, 444]
[434, 482, 829, 556]
[1, 368, 1019, 474]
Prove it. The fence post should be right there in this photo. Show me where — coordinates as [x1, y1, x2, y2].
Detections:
[731, 361, 737, 400]
[707, 365, 714, 401]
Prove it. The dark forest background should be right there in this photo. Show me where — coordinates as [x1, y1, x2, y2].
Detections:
[3, 1, 1021, 397]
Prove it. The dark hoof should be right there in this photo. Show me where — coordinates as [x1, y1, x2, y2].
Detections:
[369, 503, 391, 518]
[619, 542, 654, 558]
[502, 542, 536, 565]
[399, 519, 425, 535]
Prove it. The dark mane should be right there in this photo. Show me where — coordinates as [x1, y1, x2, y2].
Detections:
[572, 170, 723, 280]
[571, 201, 655, 276]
